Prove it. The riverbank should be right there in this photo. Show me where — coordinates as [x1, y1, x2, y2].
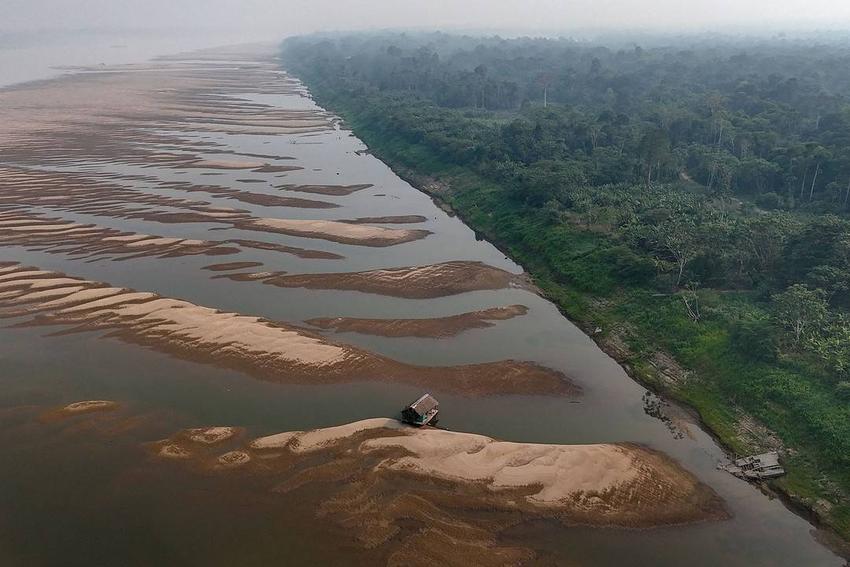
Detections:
[292, 82, 850, 552]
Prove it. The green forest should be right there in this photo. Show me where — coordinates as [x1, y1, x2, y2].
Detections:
[281, 32, 850, 539]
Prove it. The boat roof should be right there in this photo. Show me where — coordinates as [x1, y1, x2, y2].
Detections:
[409, 393, 438, 415]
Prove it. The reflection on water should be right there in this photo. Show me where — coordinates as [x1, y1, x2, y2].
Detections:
[0, 41, 843, 566]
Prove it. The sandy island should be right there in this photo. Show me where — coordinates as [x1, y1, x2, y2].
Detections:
[0, 210, 239, 260]
[203, 261, 265, 272]
[0, 262, 573, 397]
[275, 183, 373, 196]
[158, 179, 339, 209]
[216, 261, 525, 299]
[238, 218, 431, 247]
[150, 417, 727, 565]
[307, 305, 529, 338]
[340, 215, 428, 224]
[59, 400, 119, 415]
[39, 400, 120, 422]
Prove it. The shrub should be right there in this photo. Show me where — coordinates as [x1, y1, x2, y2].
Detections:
[730, 318, 779, 362]
[836, 382, 850, 402]
[756, 192, 783, 210]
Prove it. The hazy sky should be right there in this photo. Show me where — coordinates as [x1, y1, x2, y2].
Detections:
[5, 0, 850, 36]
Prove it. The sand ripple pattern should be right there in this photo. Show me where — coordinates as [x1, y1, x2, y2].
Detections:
[0, 262, 574, 396]
[216, 261, 524, 299]
[307, 305, 529, 338]
[0, 211, 239, 260]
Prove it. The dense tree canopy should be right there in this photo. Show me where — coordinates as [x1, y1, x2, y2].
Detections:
[285, 32, 850, 210]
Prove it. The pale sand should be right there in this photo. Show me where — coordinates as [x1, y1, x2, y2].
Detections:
[0, 290, 28, 300]
[248, 431, 300, 450]
[15, 278, 86, 290]
[59, 292, 157, 314]
[0, 278, 81, 292]
[251, 418, 640, 504]
[124, 237, 183, 248]
[249, 261, 521, 299]
[244, 218, 429, 246]
[0, 211, 233, 260]
[240, 419, 728, 536]
[4, 224, 77, 232]
[0, 270, 54, 283]
[0, 262, 572, 396]
[39, 287, 125, 309]
[0, 266, 27, 275]
[234, 418, 726, 535]
[363, 429, 638, 505]
[44, 400, 121, 420]
[101, 234, 157, 243]
[15, 286, 87, 302]
[250, 417, 404, 452]
[62, 400, 118, 413]
[106, 300, 348, 366]
[0, 219, 56, 227]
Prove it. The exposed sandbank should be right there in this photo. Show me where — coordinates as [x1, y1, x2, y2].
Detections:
[151, 417, 727, 565]
[307, 305, 529, 338]
[340, 215, 428, 224]
[203, 262, 264, 272]
[237, 218, 431, 247]
[224, 239, 344, 260]
[60, 400, 119, 415]
[217, 261, 524, 299]
[275, 183, 373, 196]
[0, 262, 573, 397]
[0, 210, 238, 260]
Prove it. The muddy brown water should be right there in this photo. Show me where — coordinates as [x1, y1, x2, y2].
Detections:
[0, 44, 844, 566]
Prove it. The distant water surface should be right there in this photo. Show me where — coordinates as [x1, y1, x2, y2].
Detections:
[0, 30, 260, 87]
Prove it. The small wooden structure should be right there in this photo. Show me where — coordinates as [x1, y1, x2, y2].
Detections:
[401, 393, 439, 427]
[720, 451, 785, 480]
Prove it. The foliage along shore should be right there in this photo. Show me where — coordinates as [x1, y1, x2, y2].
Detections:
[280, 32, 850, 546]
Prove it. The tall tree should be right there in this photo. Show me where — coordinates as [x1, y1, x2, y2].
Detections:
[638, 128, 671, 187]
[772, 284, 828, 347]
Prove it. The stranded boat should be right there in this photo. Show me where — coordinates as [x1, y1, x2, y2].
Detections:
[401, 393, 439, 427]
[720, 451, 785, 480]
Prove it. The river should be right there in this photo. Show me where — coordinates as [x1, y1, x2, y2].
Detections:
[0, 37, 843, 566]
